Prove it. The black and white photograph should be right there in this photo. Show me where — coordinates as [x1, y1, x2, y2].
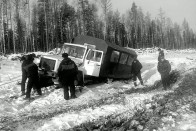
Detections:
[0, 0, 196, 130]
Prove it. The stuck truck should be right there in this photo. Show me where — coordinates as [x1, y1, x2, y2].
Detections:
[38, 35, 137, 87]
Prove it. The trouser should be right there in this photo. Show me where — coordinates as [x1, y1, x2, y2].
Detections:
[161, 74, 170, 89]
[133, 71, 144, 86]
[61, 78, 76, 100]
[26, 77, 42, 98]
[21, 72, 27, 93]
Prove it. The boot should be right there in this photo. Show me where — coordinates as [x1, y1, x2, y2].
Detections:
[70, 95, 77, 99]
[21, 91, 26, 96]
[134, 82, 137, 87]
[140, 80, 144, 86]
[23, 97, 35, 101]
[64, 96, 69, 100]
[23, 97, 30, 100]
[36, 89, 42, 96]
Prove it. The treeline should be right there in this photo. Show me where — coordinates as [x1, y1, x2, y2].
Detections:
[0, 0, 195, 54]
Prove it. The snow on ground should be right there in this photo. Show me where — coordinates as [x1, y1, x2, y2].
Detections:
[37, 104, 127, 131]
[1, 50, 196, 130]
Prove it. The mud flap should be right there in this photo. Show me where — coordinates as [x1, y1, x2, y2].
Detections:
[75, 71, 84, 87]
[75, 71, 84, 92]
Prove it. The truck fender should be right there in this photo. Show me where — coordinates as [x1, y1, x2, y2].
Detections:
[74, 70, 84, 87]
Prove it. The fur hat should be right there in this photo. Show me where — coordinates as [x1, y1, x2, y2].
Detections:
[31, 53, 36, 58]
[20, 55, 27, 61]
[62, 53, 68, 58]
[27, 54, 34, 61]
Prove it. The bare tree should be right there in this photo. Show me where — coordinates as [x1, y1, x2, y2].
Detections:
[0, 2, 6, 54]
[158, 8, 166, 48]
[100, 0, 111, 40]
[8, 0, 16, 53]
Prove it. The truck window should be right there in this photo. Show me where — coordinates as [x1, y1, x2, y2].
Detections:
[127, 55, 134, 65]
[86, 50, 102, 62]
[39, 57, 56, 71]
[110, 51, 120, 63]
[61, 45, 85, 59]
[119, 53, 128, 64]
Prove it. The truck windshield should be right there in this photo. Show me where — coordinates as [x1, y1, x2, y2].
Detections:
[60, 44, 86, 59]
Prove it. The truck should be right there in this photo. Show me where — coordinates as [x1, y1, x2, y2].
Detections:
[38, 35, 137, 87]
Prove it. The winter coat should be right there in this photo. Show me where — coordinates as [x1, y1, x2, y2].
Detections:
[23, 62, 39, 79]
[131, 59, 142, 75]
[21, 54, 35, 73]
[57, 58, 78, 82]
[21, 59, 32, 74]
[157, 59, 171, 76]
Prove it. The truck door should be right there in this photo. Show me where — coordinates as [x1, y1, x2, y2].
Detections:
[84, 49, 103, 77]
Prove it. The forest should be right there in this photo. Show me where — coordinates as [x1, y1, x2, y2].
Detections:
[0, 0, 195, 54]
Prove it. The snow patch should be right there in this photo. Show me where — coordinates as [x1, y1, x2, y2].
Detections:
[38, 104, 127, 131]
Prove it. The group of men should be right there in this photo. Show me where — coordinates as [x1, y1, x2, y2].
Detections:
[21, 53, 42, 100]
[131, 48, 171, 90]
[20, 48, 171, 101]
[20, 53, 78, 101]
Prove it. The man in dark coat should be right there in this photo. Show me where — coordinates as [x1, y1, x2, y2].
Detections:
[57, 53, 78, 100]
[20, 55, 30, 96]
[157, 55, 171, 90]
[23, 54, 42, 100]
[131, 57, 144, 86]
[21, 54, 38, 96]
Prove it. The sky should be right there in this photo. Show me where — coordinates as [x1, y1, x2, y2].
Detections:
[110, 0, 196, 32]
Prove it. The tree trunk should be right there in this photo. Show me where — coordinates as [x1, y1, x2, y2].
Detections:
[27, 0, 33, 52]
[6, 1, 10, 53]
[44, 0, 48, 51]
[1, 3, 6, 54]
[60, 12, 63, 43]
[9, 0, 15, 53]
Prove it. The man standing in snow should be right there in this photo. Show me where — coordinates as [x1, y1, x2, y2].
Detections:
[57, 53, 78, 100]
[23, 54, 42, 100]
[157, 55, 171, 90]
[20, 55, 31, 96]
[131, 57, 144, 86]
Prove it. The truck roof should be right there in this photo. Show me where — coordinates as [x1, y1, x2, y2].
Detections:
[72, 35, 137, 56]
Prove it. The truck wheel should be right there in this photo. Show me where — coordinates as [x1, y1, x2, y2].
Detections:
[107, 78, 113, 84]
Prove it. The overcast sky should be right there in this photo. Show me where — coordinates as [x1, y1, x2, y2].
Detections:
[111, 0, 196, 31]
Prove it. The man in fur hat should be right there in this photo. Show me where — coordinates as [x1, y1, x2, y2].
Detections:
[23, 54, 42, 100]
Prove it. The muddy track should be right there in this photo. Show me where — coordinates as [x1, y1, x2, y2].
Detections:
[0, 75, 21, 87]
[68, 92, 179, 131]
[68, 70, 196, 131]
[0, 70, 183, 130]
[0, 81, 163, 131]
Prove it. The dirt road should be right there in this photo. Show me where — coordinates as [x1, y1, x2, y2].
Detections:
[1, 52, 196, 130]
